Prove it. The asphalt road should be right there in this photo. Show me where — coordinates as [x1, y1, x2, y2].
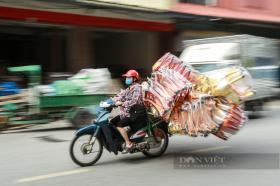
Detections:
[1, 105, 280, 186]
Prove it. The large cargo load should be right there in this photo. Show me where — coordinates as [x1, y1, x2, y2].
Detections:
[143, 53, 253, 140]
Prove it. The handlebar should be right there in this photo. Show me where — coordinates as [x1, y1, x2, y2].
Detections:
[99, 101, 115, 108]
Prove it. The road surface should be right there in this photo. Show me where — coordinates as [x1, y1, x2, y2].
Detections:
[0, 105, 280, 186]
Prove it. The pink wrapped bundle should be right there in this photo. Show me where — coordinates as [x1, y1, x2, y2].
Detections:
[168, 108, 188, 134]
[154, 69, 191, 91]
[152, 52, 181, 71]
[152, 53, 198, 81]
[212, 101, 246, 140]
[179, 97, 217, 136]
[143, 90, 170, 117]
[167, 88, 193, 133]
[144, 67, 193, 122]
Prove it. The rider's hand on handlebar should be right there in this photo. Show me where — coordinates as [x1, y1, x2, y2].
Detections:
[115, 101, 123, 106]
[99, 101, 111, 108]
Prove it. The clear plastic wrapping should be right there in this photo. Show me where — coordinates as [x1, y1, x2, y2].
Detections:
[143, 53, 253, 140]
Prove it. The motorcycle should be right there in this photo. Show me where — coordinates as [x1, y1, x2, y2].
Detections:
[69, 99, 169, 167]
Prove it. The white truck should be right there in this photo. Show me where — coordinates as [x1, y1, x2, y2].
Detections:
[180, 34, 280, 117]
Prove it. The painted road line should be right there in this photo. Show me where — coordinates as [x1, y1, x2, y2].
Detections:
[187, 146, 230, 153]
[17, 168, 91, 183]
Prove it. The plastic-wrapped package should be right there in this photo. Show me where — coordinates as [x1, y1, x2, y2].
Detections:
[152, 52, 199, 81]
[212, 99, 247, 140]
[143, 90, 167, 117]
[144, 68, 192, 121]
[202, 66, 255, 103]
[178, 96, 217, 136]
[168, 108, 188, 134]
[144, 53, 253, 140]
[67, 68, 124, 94]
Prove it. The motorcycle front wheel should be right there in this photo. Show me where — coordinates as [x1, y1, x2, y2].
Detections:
[142, 128, 168, 158]
[70, 134, 103, 167]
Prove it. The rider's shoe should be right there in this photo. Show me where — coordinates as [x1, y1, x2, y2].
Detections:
[121, 142, 134, 154]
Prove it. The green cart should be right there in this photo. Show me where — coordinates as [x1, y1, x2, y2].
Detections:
[0, 65, 116, 128]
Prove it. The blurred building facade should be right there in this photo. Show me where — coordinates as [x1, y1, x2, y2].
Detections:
[172, 0, 280, 52]
[0, 0, 175, 77]
[218, 0, 280, 16]
[0, 0, 279, 78]
[177, 0, 280, 16]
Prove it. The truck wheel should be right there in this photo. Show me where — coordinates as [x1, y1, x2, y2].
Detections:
[248, 101, 263, 119]
[71, 109, 95, 128]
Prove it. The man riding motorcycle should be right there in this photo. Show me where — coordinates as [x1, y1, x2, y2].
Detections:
[111, 69, 145, 153]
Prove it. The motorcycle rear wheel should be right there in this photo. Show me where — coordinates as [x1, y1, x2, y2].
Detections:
[70, 134, 103, 167]
[142, 128, 168, 158]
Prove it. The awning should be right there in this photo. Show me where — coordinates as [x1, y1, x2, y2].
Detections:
[0, 6, 175, 32]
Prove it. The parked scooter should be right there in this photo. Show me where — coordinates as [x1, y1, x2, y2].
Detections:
[69, 99, 169, 167]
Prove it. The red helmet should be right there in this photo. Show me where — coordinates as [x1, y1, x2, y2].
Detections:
[122, 69, 140, 80]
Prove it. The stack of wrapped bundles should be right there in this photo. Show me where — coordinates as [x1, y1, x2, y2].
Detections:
[143, 53, 254, 140]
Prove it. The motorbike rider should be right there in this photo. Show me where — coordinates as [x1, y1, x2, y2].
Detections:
[111, 69, 144, 153]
